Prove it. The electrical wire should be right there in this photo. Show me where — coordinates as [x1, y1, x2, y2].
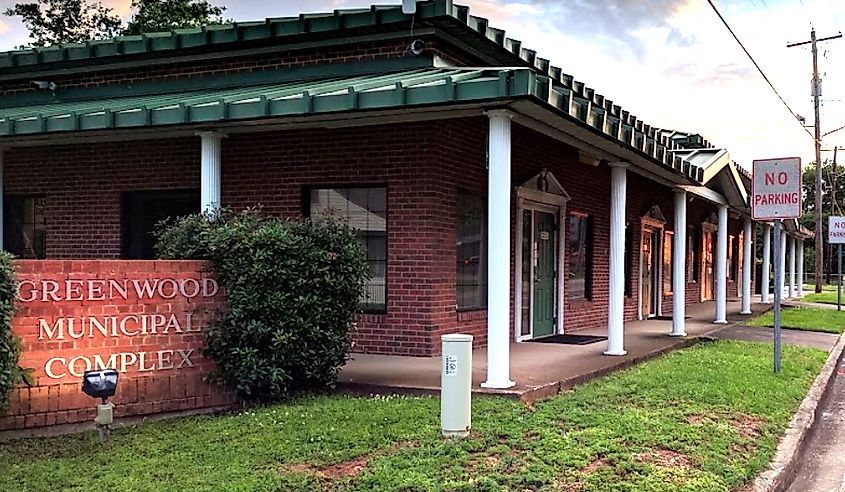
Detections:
[824, 123, 845, 138]
[706, 0, 821, 144]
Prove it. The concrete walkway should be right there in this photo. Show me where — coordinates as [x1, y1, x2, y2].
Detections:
[785, 356, 845, 492]
[784, 299, 844, 311]
[338, 299, 771, 402]
[709, 324, 839, 351]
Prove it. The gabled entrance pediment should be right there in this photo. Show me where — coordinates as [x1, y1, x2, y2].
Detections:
[517, 169, 571, 205]
[641, 205, 667, 227]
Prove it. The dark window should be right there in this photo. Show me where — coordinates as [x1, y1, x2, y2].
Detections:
[456, 192, 486, 310]
[624, 225, 633, 296]
[122, 190, 200, 259]
[664, 232, 674, 295]
[728, 234, 735, 280]
[690, 227, 700, 282]
[310, 187, 387, 312]
[568, 214, 592, 300]
[4, 196, 47, 259]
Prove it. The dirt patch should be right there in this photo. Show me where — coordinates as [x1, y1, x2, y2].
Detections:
[583, 457, 606, 474]
[635, 449, 693, 469]
[732, 414, 764, 440]
[732, 482, 755, 492]
[686, 414, 708, 426]
[280, 441, 417, 481]
[321, 455, 371, 480]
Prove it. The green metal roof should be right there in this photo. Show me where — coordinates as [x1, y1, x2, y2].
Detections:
[0, 67, 703, 181]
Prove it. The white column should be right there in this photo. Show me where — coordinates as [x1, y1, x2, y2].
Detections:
[741, 218, 753, 314]
[715, 205, 728, 324]
[761, 225, 771, 303]
[788, 236, 796, 298]
[779, 230, 786, 296]
[0, 148, 4, 250]
[199, 132, 225, 213]
[605, 162, 628, 355]
[798, 240, 805, 297]
[671, 190, 687, 336]
[481, 110, 515, 389]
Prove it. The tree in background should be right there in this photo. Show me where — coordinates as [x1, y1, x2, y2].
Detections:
[124, 0, 225, 35]
[3, 0, 122, 47]
[5, 0, 227, 48]
[800, 159, 845, 280]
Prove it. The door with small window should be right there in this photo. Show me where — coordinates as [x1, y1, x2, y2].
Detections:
[519, 207, 561, 339]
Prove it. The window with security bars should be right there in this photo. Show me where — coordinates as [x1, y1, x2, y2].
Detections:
[309, 187, 387, 312]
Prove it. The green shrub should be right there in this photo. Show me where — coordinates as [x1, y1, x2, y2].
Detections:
[0, 252, 22, 411]
[155, 209, 369, 401]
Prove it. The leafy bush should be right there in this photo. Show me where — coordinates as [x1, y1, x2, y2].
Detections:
[0, 252, 21, 411]
[155, 209, 369, 401]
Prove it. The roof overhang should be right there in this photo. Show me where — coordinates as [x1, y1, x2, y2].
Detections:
[0, 66, 703, 187]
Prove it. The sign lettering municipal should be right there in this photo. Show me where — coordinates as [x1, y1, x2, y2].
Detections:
[830, 216, 845, 244]
[752, 157, 802, 220]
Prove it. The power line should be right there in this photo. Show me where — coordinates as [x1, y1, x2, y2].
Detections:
[705, 0, 819, 144]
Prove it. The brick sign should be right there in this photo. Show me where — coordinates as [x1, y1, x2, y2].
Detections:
[752, 157, 802, 220]
[2, 260, 236, 430]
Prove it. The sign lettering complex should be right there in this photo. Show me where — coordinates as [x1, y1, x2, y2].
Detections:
[751, 157, 803, 220]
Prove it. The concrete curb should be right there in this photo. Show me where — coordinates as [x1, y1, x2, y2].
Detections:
[753, 330, 845, 492]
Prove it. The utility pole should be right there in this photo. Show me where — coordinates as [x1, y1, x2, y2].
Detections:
[788, 29, 843, 292]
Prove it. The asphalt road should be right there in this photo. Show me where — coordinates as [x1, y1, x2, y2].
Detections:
[785, 356, 845, 492]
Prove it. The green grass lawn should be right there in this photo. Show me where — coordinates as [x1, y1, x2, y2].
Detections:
[0, 341, 827, 492]
[747, 307, 845, 334]
[802, 291, 843, 305]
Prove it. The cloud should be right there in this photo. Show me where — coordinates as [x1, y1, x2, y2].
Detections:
[516, 0, 699, 59]
[663, 62, 756, 86]
[0, 19, 8, 35]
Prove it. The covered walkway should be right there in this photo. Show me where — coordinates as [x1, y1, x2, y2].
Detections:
[338, 299, 772, 402]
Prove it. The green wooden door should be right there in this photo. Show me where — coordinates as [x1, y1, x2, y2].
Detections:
[533, 211, 557, 337]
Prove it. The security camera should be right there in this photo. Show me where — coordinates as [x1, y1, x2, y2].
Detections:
[30, 80, 58, 91]
[409, 39, 425, 56]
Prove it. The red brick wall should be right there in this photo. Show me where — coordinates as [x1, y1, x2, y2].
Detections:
[4, 139, 199, 259]
[0, 38, 475, 96]
[2, 118, 749, 357]
[1, 260, 234, 431]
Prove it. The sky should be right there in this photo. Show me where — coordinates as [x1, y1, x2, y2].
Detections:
[1, 0, 844, 170]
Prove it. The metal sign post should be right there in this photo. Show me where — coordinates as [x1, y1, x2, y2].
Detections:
[773, 221, 783, 373]
[829, 217, 845, 311]
[753, 157, 802, 375]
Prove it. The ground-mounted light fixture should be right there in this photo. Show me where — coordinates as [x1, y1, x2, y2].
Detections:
[81, 369, 119, 444]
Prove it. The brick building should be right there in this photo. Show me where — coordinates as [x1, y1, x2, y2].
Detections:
[0, 0, 811, 390]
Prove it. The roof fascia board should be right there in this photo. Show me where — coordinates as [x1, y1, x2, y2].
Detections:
[729, 162, 749, 201]
[679, 185, 728, 206]
[700, 149, 730, 182]
[0, 28, 436, 83]
[0, 101, 491, 147]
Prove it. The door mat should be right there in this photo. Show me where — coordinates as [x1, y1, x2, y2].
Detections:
[651, 316, 692, 321]
[527, 334, 607, 345]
